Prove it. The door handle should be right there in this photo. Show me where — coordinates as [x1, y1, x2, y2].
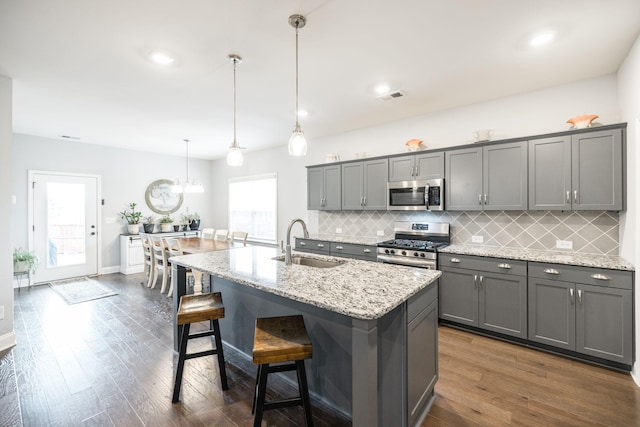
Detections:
[360, 196, 363, 206]
[473, 274, 478, 288]
[569, 288, 574, 304]
[317, 244, 325, 248]
[363, 196, 366, 205]
[479, 275, 484, 290]
[299, 241, 306, 246]
[566, 191, 570, 204]
[335, 245, 343, 250]
[363, 249, 371, 253]
[415, 165, 419, 176]
[577, 289, 583, 305]
[484, 194, 487, 204]
[498, 263, 511, 269]
[543, 268, 560, 275]
[478, 194, 482, 205]
[90, 232, 96, 236]
[590, 273, 611, 281]
[574, 190, 578, 204]
[450, 258, 461, 263]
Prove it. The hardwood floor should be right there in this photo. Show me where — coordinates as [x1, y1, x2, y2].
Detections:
[2, 272, 639, 426]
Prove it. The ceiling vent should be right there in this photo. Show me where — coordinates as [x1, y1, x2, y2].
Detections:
[377, 90, 405, 101]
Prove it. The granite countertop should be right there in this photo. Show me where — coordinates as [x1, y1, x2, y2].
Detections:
[440, 245, 635, 271]
[171, 246, 440, 320]
[298, 234, 386, 246]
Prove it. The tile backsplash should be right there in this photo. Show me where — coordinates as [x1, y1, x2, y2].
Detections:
[318, 210, 619, 255]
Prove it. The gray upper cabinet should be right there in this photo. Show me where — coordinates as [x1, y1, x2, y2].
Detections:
[528, 262, 633, 365]
[388, 152, 444, 182]
[307, 165, 341, 210]
[529, 128, 623, 211]
[445, 141, 527, 211]
[342, 159, 388, 210]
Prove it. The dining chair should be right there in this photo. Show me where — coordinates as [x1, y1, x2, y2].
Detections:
[165, 237, 203, 295]
[140, 234, 155, 287]
[214, 229, 229, 241]
[202, 228, 215, 240]
[230, 231, 248, 246]
[149, 235, 170, 293]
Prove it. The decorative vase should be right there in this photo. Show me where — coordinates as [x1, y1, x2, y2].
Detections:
[14, 261, 29, 273]
[405, 138, 424, 151]
[127, 224, 140, 235]
[173, 225, 180, 232]
[160, 223, 173, 232]
[182, 224, 189, 231]
[566, 114, 599, 129]
[190, 220, 200, 230]
[143, 223, 155, 233]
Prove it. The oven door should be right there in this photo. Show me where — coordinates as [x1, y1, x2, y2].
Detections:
[377, 254, 437, 269]
[387, 180, 427, 210]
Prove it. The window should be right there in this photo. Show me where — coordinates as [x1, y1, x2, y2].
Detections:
[229, 173, 277, 244]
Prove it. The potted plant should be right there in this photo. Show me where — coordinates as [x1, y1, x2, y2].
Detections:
[142, 214, 156, 233]
[159, 215, 174, 232]
[13, 247, 39, 273]
[190, 211, 201, 230]
[119, 202, 143, 235]
[179, 213, 191, 231]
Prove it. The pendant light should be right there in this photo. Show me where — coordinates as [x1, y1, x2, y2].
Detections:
[288, 14, 307, 156]
[227, 54, 244, 166]
[172, 139, 204, 193]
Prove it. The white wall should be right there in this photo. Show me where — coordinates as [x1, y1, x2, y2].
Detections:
[1, 75, 15, 351]
[617, 33, 640, 384]
[211, 74, 621, 245]
[11, 134, 213, 274]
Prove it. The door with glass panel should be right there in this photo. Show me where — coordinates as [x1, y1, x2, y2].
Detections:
[30, 172, 99, 283]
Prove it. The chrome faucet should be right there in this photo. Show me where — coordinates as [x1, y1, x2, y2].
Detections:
[285, 218, 309, 265]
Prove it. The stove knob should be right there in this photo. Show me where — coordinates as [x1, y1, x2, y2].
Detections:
[420, 253, 426, 258]
[401, 250, 407, 256]
[384, 249, 390, 254]
[390, 249, 395, 255]
[413, 252, 419, 257]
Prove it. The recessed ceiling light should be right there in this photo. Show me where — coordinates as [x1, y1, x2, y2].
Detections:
[297, 110, 308, 117]
[530, 32, 554, 47]
[150, 51, 174, 65]
[375, 84, 390, 94]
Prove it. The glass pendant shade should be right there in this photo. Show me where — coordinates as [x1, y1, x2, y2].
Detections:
[172, 139, 203, 193]
[288, 125, 307, 156]
[171, 180, 184, 194]
[227, 145, 243, 166]
[184, 180, 204, 193]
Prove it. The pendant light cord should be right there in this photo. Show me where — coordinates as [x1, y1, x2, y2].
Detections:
[295, 25, 300, 128]
[184, 139, 189, 182]
[233, 58, 237, 144]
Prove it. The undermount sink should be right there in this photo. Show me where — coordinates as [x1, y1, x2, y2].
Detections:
[272, 255, 345, 268]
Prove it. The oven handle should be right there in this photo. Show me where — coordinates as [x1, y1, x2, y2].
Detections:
[377, 254, 436, 269]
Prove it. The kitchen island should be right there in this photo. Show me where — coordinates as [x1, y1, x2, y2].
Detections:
[170, 245, 441, 427]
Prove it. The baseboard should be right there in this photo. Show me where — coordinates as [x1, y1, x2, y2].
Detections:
[632, 363, 640, 387]
[101, 265, 121, 275]
[0, 331, 16, 352]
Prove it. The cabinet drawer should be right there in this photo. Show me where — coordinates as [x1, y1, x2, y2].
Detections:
[529, 262, 632, 289]
[330, 242, 377, 261]
[439, 253, 526, 276]
[408, 282, 438, 323]
[295, 238, 331, 255]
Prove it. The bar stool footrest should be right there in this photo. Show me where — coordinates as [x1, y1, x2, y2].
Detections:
[267, 363, 297, 374]
[263, 398, 303, 411]
[185, 349, 220, 360]
[188, 330, 216, 340]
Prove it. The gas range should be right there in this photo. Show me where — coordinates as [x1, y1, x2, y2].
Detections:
[377, 222, 450, 269]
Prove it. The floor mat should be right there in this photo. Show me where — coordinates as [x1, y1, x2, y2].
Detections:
[48, 277, 118, 304]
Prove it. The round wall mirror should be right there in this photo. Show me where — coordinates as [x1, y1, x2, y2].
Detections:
[145, 179, 183, 214]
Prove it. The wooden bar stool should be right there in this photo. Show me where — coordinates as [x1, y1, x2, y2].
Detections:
[252, 315, 313, 427]
[172, 292, 229, 403]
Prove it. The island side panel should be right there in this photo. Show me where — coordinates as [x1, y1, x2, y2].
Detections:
[352, 318, 379, 427]
[213, 277, 354, 418]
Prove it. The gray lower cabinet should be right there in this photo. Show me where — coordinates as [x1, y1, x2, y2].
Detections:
[528, 128, 623, 211]
[342, 159, 388, 210]
[439, 254, 527, 339]
[307, 165, 341, 210]
[388, 152, 444, 182]
[445, 141, 527, 211]
[406, 284, 438, 427]
[295, 238, 377, 261]
[528, 262, 633, 365]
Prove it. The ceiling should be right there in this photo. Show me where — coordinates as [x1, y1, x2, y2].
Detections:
[1, 1, 639, 160]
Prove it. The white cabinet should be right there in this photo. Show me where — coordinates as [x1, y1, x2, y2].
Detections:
[120, 231, 200, 275]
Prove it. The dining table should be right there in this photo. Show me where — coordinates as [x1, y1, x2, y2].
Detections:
[177, 236, 243, 254]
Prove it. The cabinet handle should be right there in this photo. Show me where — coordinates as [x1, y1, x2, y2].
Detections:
[360, 196, 364, 206]
[450, 258, 461, 263]
[363, 196, 367, 206]
[484, 194, 487, 204]
[473, 274, 478, 288]
[317, 243, 325, 248]
[569, 288, 574, 304]
[566, 191, 570, 204]
[363, 249, 371, 253]
[299, 241, 306, 246]
[590, 273, 611, 281]
[415, 165, 419, 176]
[498, 263, 511, 269]
[335, 245, 343, 250]
[574, 190, 578, 204]
[479, 275, 484, 290]
[543, 268, 560, 275]
[577, 289, 583, 305]
[478, 194, 482, 205]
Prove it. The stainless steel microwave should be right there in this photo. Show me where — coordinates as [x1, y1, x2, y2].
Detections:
[387, 179, 444, 211]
